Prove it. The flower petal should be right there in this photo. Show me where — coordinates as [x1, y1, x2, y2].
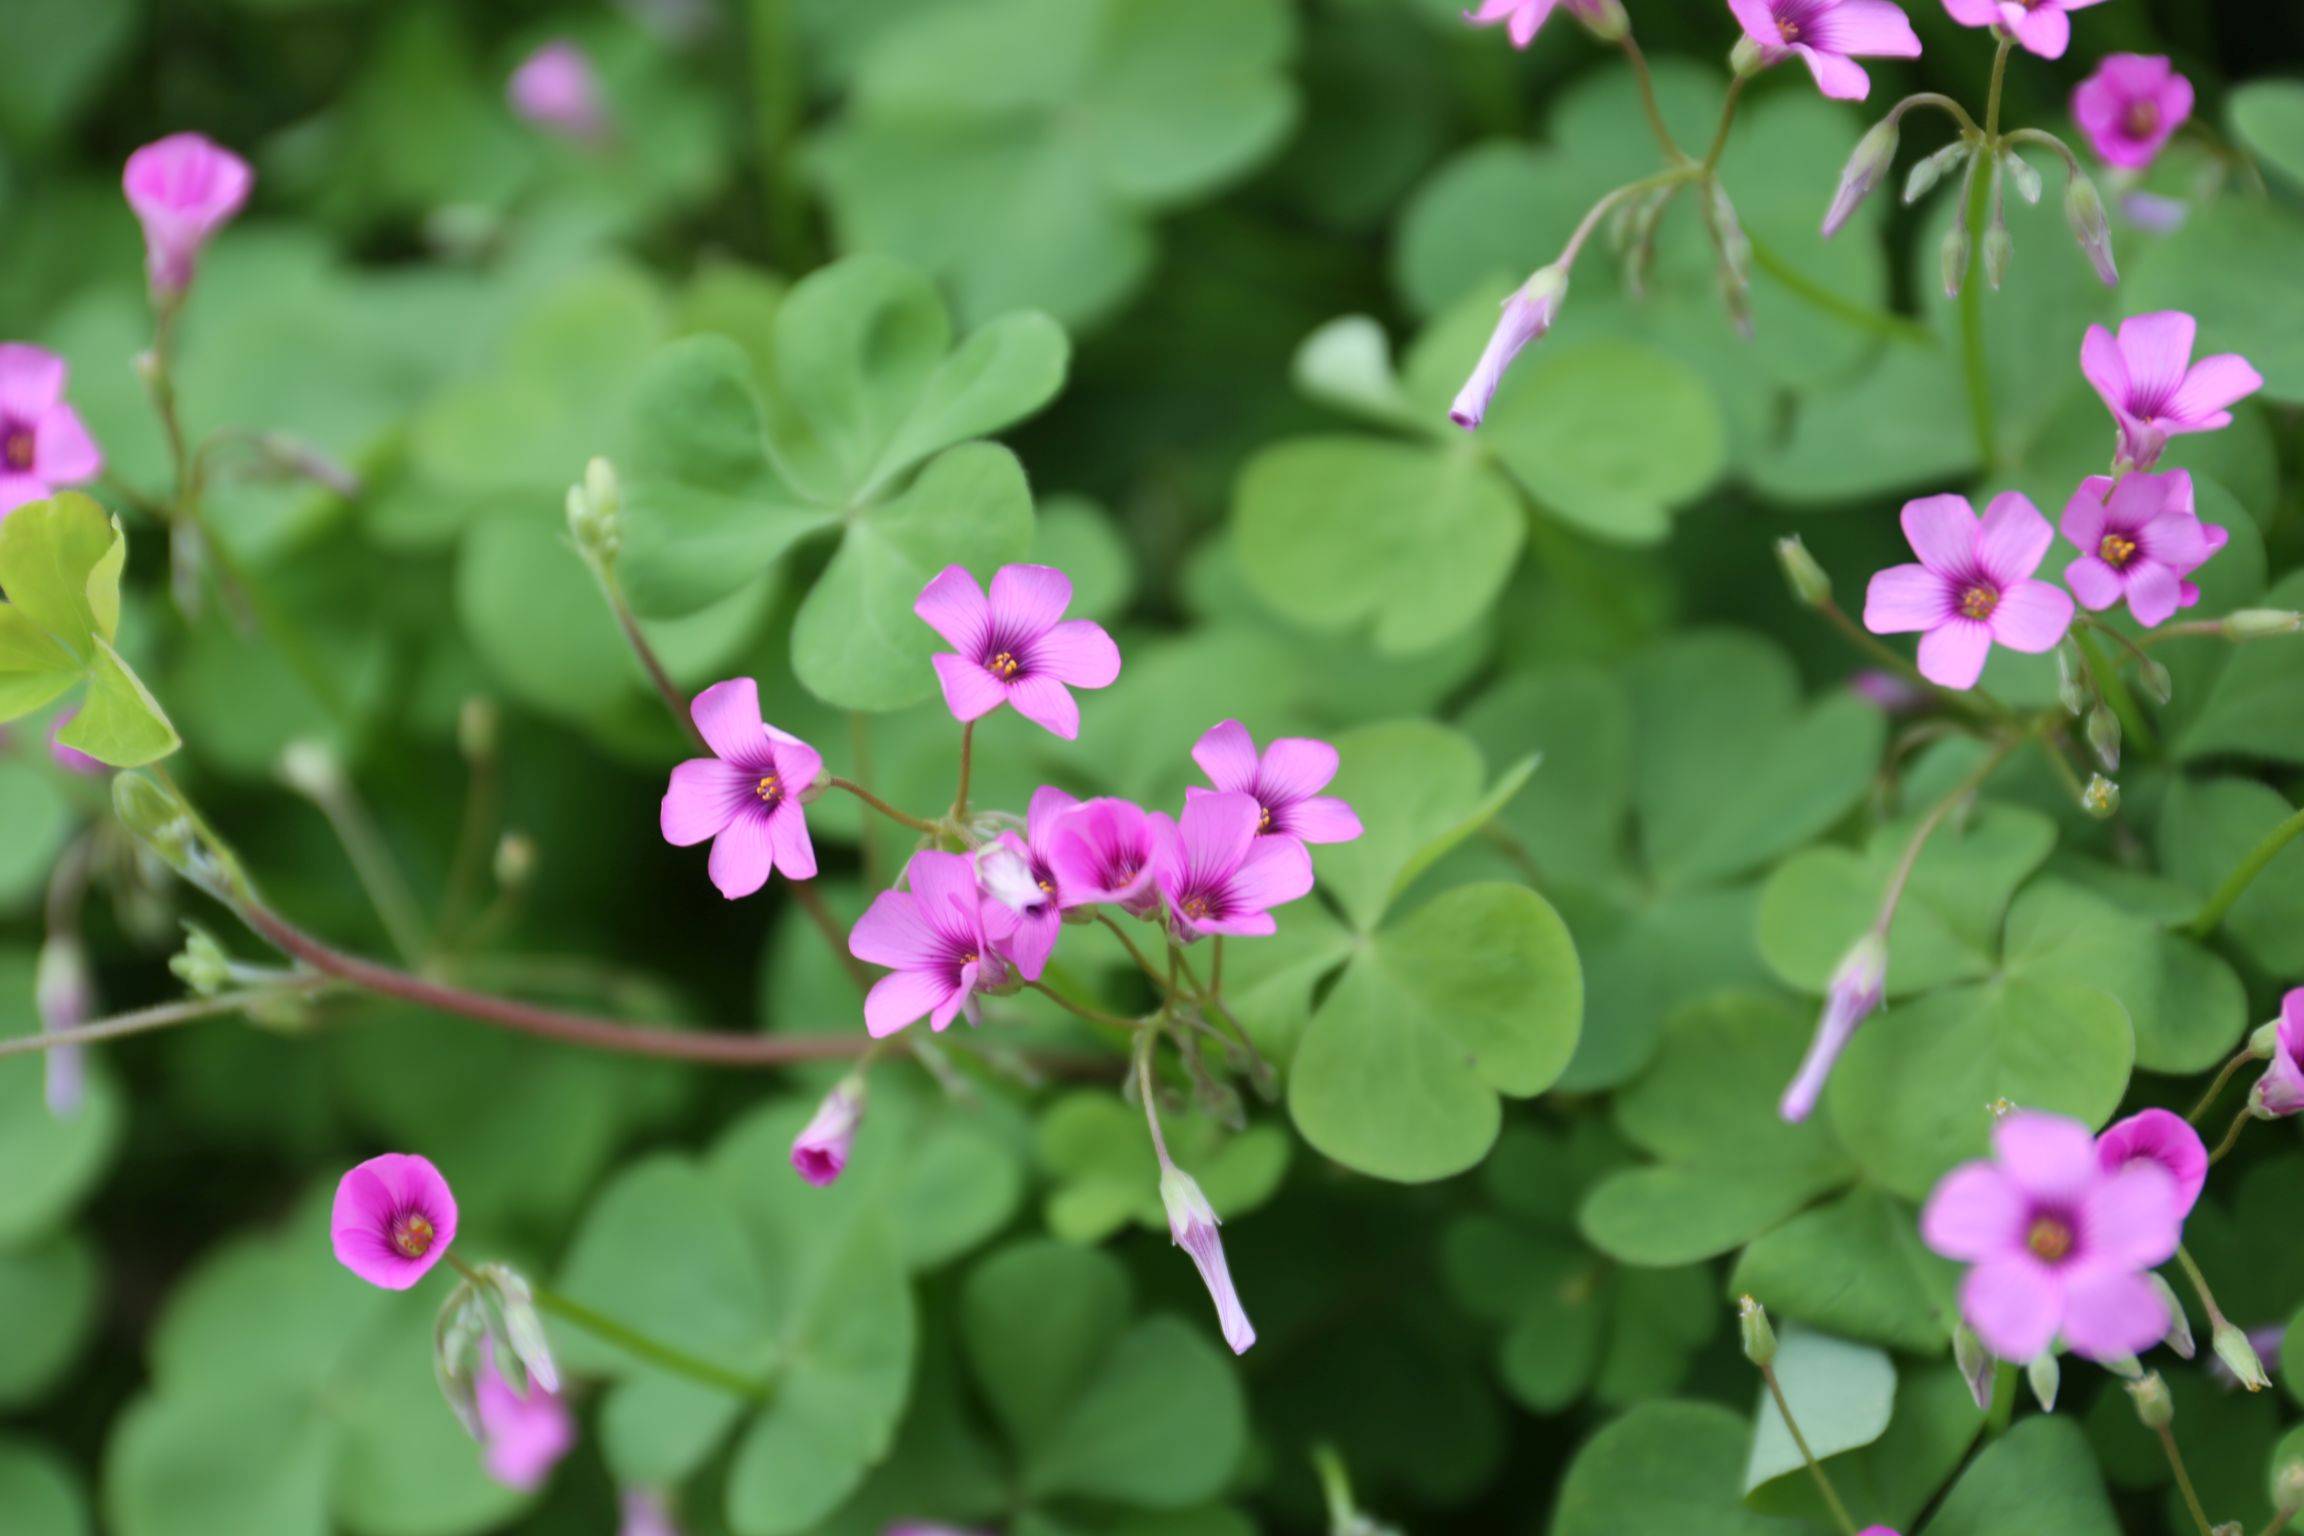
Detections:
[1976, 491, 2054, 584]
[2117, 311, 2198, 410]
[1176, 792, 1261, 891]
[2076, 1160, 2180, 1271]
[1917, 618, 1993, 689]
[707, 810, 775, 899]
[1256, 736, 1342, 806]
[661, 757, 753, 846]
[690, 678, 771, 767]
[851, 889, 935, 970]
[1029, 618, 1121, 689]
[1864, 564, 1953, 633]
[864, 967, 951, 1038]
[2063, 556, 2125, 613]
[1278, 795, 1363, 844]
[0, 344, 65, 418]
[932, 652, 1008, 723]
[1810, 0, 1923, 57]
[1986, 580, 2073, 652]
[1005, 674, 1081, 739]
[2097, 1107, 2207, 1217]
[2057, 1265, 2169, 1361]
[2170, 353, 2263, 426]
[1192, 720, 1261, 795]
[1901, 494, 1980, 576]
[768, 802, 817, 882]
[1795, 45, 1871, 102]
[1961, 1257, 2063, 1361]
[1994, 1110, 2100, 1202]
[2079, 324, 2129, 414]
[914, 565, 990, 653]
[29, 405, 100, 485]
[1725, 0, 1781, 47]
[1922, 1162, 2025, 1261]
[2123, 562, 2183, 628]
[2008, 2, 2068, 57]
[989, 563, 1073, 640]
[1223, 834, 1315, 917]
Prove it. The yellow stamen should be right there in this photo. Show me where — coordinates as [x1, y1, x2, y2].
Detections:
[2026, 1216, 2072, 1263]
[390, 1212, 435, 1259]
[2098, 533, 2137, 569]
[989, 651, 1020, 679]
[1959, 585, 1999, 621]
[755, 774, 781, 803]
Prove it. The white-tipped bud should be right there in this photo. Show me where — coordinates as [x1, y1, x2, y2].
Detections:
[1728, 33, 1764, 77]
[2000, 149, 2042, 205]
[277, 738, 343, 800]
[2055, 642, 2088, 716]
[2138, 656, 2173, 705]
[1573, 0, 1629, 41]
[1904, 142, 1971, 205]
[1983, 216, 2013, 292]
[1954, 1321, 1995, 1410]
[1160, 1165, 1255, 1356]
[2086, 704, 2121, 772]
[2148, 1274, 2195, 1359]
[2081, 774, 2120, 820]
[2027, 1349, 2061, 1411]
[2213, 1321, 2271, 1392]
[494, 832, 536, 890]
[2128, 1372, 2174, 1429]
[1940, 222, 1971, 300]
[1738, 1294, 1778, 1366]
[567, 455, 624, 567]
[458, 697, 499, 763]
[1775, 536, 1832, 608]
[1824, 117, 1901, 238]
[477, 1263, 560, 1397]
[2223, 609, 2304, 639]
[2064, 174, 2117, 286]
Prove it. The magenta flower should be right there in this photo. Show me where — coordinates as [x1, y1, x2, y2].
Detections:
[1921, 1110, 2180, 1362]
[0, 345, 101, 518]
[660, 678, 822, 901]
[2081, 311, 2263, 471]
[2097, 1108, 2207, 1220]
[1044, 796, 1161, 917]
[1450, 268, 1565, 431]
[1189, 720, 1363, 846]
[1462, 0, 1618, 47]
[475, 1343, 576, 1491]
[1863, 492, 2074, 689]
[791, 1076, 866, 1187]
[331, 1153, 458, 1290]
[1780, 933, 1886, 1124]
[508, 41, 610, 143]
[974, 785, 1085, 980]
[2072, 55, 2193, 170]
[916, 564, 1121, 741]
[122, 133, 252, 297]
[1727, 0, 1922, 102]
[2251, 989, 2304, 1119]
[849, 850, 1015, 1038]
[1152, 791, 1314, 944]
[1940, 0, 2102, 60]
[1161, 1165, 1256, 1355]
[2060, 470, 2225, 629]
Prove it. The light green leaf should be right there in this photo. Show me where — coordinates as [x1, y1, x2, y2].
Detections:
[0, 1437, 87, 1536]
[1550, 1400, 1809, 1536]
[1919, 1416, 2120, 1536]
[1731, 1186, 1957, 1353]
[1037, 1092, 1290, 1244]
[1311, 720, 1523, 933]
[0, 760, 72, 910]
[2128, 198, 2304, 405]
[2001, 879, 2246, 1075]
[2176, 570, 2304, 764]
[2232, 81, 2304, 193]
[59, 638, 180, 768]
[1745, 1329, 1896, 1491]
[0, 1230, 98, 1408]
[2158, 776, 2304, 975]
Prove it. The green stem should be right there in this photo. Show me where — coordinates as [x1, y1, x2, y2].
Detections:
[2183, 803, 2304, 940]
[528, 1278, 770, 1399]
[1095, 913, 1170, 990]
[951, 721, 975, 825]
[2156, 1425, 2216, 1536]
[1817, 597, 2006, 721]
[1134, 1032, 1173, 1167]
[2208, 1106, 2251, 1165]
[1760, 1363, 1861, 1536]
[0, 981, 334, 1061]
[2187, 1048, 2257, 1124]
[1620, 34, 1685, 161]
[2256, 1504, 2303, 1536]
[824, 778, 942, 836]
[1700, 74, 1748, 176]
[1025, 979, 1141, 1032]
[301, 774, 432, 966]
[1746, 231, 1936, 347]
[1956, 36, 2014, 470]
[2172, 1246, 2232, 1331]
[2071, 626, 2156, 758]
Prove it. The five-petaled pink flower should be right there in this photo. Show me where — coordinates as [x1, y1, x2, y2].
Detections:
[508, 40, 611, 143]
[123, 133, 253, 296]
[1941, 0, 2102, 60]
[1450, 269, 1565, 432]
[2060, 470, 2225, 629]
[1921, 1110, 2180, 1362]
[1864, 492, 2075, 690]
[2072, 55, 2193, 170]
[916, 564, 1121, 740]
[1044, 796, 1162, 918]
[1189, 720, 1363, 846]
[1462, 0, 1616, 47]
[660, 678, 822, 901]
[850, 850, 1016, 1038]
[0, 345, 101, 518]
[1727, 0, 1922, 102]
[974, 785, 1086, 980]
[2251, 989, 2304, 1119]
[475, 1342, 576, 1491]
[331, 1152, 458, 1290]
[2097, 1108, 2207, 1220]
[2081, 311, 2262, 471]
[791, 1076, 866, 1187]
[1153, 791, 1314, 943]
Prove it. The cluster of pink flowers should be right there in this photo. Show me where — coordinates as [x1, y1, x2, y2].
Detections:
[1923, 1107, 2198, 1365]
[1864, 310, 2257, 688]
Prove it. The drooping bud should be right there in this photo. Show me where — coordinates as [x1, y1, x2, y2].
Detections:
[2086, 705, 2121, 772]
[2147, 1274, 2195, 1359]
[2000, 148, 2042, 205]
[2212, 1321, 2271, 1392]
[1572, 0, 1630, 42]
[112, 771, 250, 905]
[2127, 1372, 2173, 1429]
[2055, 642, 2087, 715]
[2064, 173, 2118, 286]
[35, 935, 90, 1118]
[435, 1278, 489, 1438]
[567, 455, 624, 569]
[1159, 1165, 1255, 1355]
[1982, 208, 2013, 291]
[2275, 1457, 2304, 1512]
[2249, 1019, 2282, 1059]
[276, 739, 344, 801]
[1728, 33, 1765, 77]
[1904, 142, 1971, 205]
[1780, 932, 1887, 1123]
[2223, 608, 2304, 639]
[2027, 1349, 2060, 1411]
[1940, 220, 1971, 300]
[2137, 656, 2173, 706]
[1775, 536, 1832, 609]
[1738, 1294, 1778, 1367]
[791, 1074, 867, 1188]
[494, 832, 536, 890]
[2081, 774, 2120, 820]
[1824, 116, 1901, 238]
[477, 1263, 560, 1397]
[1449, 267, 1568, 432]
[1953, 1321, 1995, 1410]
[2100, 1351, 2145, 1379]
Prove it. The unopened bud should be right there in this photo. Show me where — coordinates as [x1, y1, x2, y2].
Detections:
[134, 349, 162, 387]
[2127, 1371, 2173, 1429]
[2148, 1274, 2194, 1359]
[2027, 1349, 2060, 1411]
[2223, 608, 2304, 639]
[35, 935, 91, 1118]
[1738, 1294, 1777, 1366]
[434, 1280, 488, 1438]
[2250, 1019, 2282, 1059]
[2086, 705, 2121, 772]
[2064, 173, 2117, 286]
[567, 456, 623, 567]
[2081, 774, 2119, 819]
[477, 1263, 560, 1396]
[277, 739, 343, 799]
[1824, 116, 1901, 238]
[1940, 222, 1971, 300]
[1953, 1321, 1994, 1410]
[1775, 536, 1832, 608]
[457, 697, 498, 762]
[2138, 656, 2173, 705]
[2275, 1457, 2304, 1509]
[2055, 643, 2087, 715]
[1728, 33, 1764, 76]
[1982, 216, 2013, 292]
[1709, 182, 1751, 285]
[2101, 1350, 2146, 1379]
[494, 832, 536, 890]
[2000, 148, 2042, 205]
[1573, 0, 1629, 41]
[170, 924, 236, 997]
[1904, 142, 1971, 205]
[2213, 1321, 2270, 1392]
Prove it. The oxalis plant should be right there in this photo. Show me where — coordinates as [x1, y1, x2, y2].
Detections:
[4, 3, 2304, 1536]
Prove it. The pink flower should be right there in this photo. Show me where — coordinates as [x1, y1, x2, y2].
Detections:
[0, 345, 102, 518]
[1161, 1165, 1256, 1355]
[1044, 796, 1161, 917]
[2060, 470, 2225, 629]
[2097, 1108, 2207, 1219]
[330, 1153, 458, 1290]
[2072, 55, 2193, 170]
[791, 1076, 865, 1187]
[916, 565, 1121, 740]
[122, 133, 252, 296]
[620, 1491, 680, 1536]
[660, 678, 822, 901]
[1461, 0, 1619, 47]
[1921, 1110, 2180, 1362]
[1780, 933, 1886, 1123]
[2081, 311, 2262, 471]
[508, 41, 610, 143]
[1863, 492, 2075, 690]
[1189, 720, 1363, 846]
[475, 1343, 575, 1491]
[2251, 990, 2304, 1119]
[48, 707, 108, 777]
[849, 850, 1016, 1038]
[1940, 0, 2103, 60]
[974, 785, 1085, 980]
[1450, 268, 1565, 431]
[1152, 791, 1314, 944]
[1727, 0, 1922, 102]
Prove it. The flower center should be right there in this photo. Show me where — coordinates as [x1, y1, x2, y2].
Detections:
[389, 1211, 436, 1260]
[2026, 1215, 2073, 1263]
[988, 650, 1020, 680]
[1958, 584, 1999, 620]
[2098, 532, 2137, 570]
[1, 429, 31, 472]
[1181, 894, 1212, 920]
[1256, 803, 1273, 833]
[1776, 15, 1800, 40]
[2125, 100, 2159, 138]
[755, 774, 782, 805]
[1037, 877, 1055, 894]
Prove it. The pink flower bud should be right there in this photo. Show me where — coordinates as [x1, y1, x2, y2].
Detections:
[2250, 989, 2304, 1119]
[35, 934, 90, 1118]
[330, 1152, 458, 1290]
[474, 1341, 575, 1490]
[1779, 931, 1886, 1122]
[508, 40, 611, 143]
[1448, 267, 1565, 432]
[791, 1076, 867, 1188]
[1159, 1165, 1255, 1356]
[122, 133, 253, 297]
